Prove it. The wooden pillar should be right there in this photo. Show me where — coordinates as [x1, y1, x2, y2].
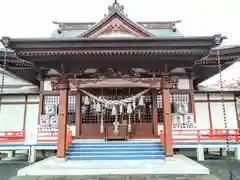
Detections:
[38, 80, 44, 124]
[162, 88, 173, 157]
[75, 91, 81, 137]
[152, 89, 158, 137]
[188, 72, 196, 121]
[52, 77, 69, 158]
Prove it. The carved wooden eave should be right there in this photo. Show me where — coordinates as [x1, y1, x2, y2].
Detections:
[17, 49, 195, 57]
[79, 1, 155, 38]
[51, 74, 69, 90]
[50, 76, 178, 90]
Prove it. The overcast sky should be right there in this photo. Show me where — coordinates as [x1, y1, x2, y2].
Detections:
[0, 0, 239, 86]
[0, 0, 239, 44]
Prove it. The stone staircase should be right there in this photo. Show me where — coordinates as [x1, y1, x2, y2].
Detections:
[66, 140, 165, 160]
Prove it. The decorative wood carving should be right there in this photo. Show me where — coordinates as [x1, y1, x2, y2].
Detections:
[161, 75, 179, 89]
[100, 24, 133, 35]
[51, 74, 69, 91]
[88, 17, 144, 38]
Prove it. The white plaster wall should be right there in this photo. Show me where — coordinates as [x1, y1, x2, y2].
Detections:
[195, 102, 210, 129]
[27, 95, 39, 102]
[210, 102, 237, 129]
[0, 104, 25, 131]
[44, 80, 52, 91]
[209, 93, 234, 100]
[0, 95, 39, 134]
[25, 103, 39, 144]
[178, 79, 190, 89]
[194, 93, 207, 101]
[194, 94, 209, 129]
[0, 95, 25, 131]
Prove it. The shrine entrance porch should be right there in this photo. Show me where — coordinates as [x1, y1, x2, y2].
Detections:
[77, 88, 159, 139]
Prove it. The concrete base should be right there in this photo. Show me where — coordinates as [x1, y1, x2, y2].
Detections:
[235, 145, 240, 160]
[28, 147, 36, 164]
[196, 145, 204, 161]
[17, 155, 209, 176]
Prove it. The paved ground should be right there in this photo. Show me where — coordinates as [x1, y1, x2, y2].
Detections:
[1, 156, 240, 180]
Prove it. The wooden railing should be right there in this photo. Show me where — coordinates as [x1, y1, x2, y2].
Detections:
[66, 131, 72, 150]
[0, 131, 25, 142]
[160, 129, 240, 145]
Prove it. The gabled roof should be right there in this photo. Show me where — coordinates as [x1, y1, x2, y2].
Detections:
[51, 1, 182, 38]
[79, 1, 155, 38]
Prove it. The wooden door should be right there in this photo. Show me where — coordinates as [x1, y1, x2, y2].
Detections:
[130, 94, 154, 138]
[80, 95, 102, 138]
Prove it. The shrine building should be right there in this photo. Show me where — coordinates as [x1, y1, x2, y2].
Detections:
[0, 0, 240, 162]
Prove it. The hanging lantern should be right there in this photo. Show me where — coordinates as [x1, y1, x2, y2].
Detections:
[119, 104, 123, 114]
[96, 102, 101, 113]
[138, 96, 144, 106]
[84, 96, 90, 105]
[111, 105, 117, 116]
[127, 103, 132, 114]
[132, 99, 136, 109]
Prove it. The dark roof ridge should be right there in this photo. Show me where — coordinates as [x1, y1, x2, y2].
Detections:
[52, 20, 181, 26]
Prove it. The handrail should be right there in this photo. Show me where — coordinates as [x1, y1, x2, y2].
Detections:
[160, 129, 240, 142]
[66, 131, 72, 150]
[0, 131, 25, 142]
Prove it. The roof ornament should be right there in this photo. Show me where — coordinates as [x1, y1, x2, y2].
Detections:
[108, 0, 124, 12]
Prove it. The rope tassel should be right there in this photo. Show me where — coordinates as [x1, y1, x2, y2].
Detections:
[111, 105, 117, 116]
[95, 102, 101, 113]
[84, 96, 90, 105]
[127, 103, 132, 114]
[138, 96, 144, 106]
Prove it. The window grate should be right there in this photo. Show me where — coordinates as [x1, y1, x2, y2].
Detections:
[43, 95, 76, 124]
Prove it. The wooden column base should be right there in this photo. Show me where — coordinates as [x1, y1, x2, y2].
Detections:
[51, 75, 69, 158]
[56, 89, 69, 158]
[163, 89, 173, 157]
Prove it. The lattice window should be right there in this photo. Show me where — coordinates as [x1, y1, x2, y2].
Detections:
[157, 93, 163, 123]
[43, 95, 59, 114]
[81, 94, 99, 124]
[68, 96, 76, 124]
[43, 95, 76, 124]
[170, 93, 190, 113]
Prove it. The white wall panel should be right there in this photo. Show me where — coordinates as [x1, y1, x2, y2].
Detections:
[210, 102, 238, 129]
[194, 94, 208, 101]
[178, 79, 190, 89]
[210, 102, 225, 129]
[25, 104, 39, 144]
[209, 93, 234, 100]
[2, 96, 25, 102]
[44, 80, 52, 91]
[27, 95, 39, 102]
[224, 102, 238, 129]
[195, 102, 210, 129]
[0, 104, 25, 131]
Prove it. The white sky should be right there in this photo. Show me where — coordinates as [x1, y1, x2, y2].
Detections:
[0, 0, 239, 43]
[0, 0, 239, 85]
